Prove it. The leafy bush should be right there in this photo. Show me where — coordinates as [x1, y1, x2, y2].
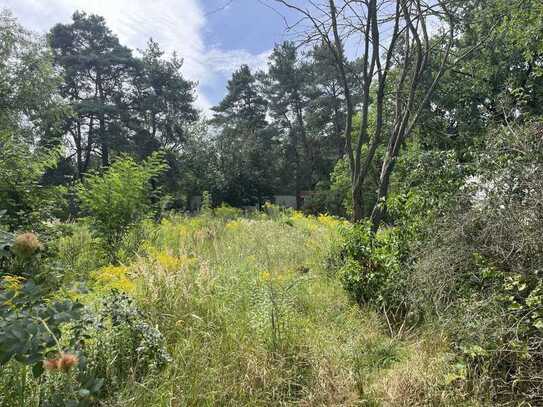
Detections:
[0, 133, 68, 231]
[305, 158, 354, 217]
[0, 279, 85, 370]
[53, 223, 106, 284]
[0, 234, 169, 405]
[213, 203, 242, 220]
[331, 223, 411, 322]
[0, 232, 103, 406]
[78, 153, 167, 259]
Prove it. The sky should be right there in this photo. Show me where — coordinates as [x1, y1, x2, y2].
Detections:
[1, 0, 302, 113]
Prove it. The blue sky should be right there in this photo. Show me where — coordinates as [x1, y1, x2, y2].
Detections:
[1, 0, 302, 113]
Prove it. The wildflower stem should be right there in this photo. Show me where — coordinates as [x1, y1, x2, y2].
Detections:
[36, 317, 63, 354]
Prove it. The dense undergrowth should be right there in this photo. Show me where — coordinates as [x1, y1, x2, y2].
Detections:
[332, 124, 543, 405]
[2, 2, 542, 405]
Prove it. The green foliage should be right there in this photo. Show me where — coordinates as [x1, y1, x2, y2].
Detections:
[0, 210, 475, 406]
[409, 124, 543, 403]
[82, 292, 171, 398]
[0, 215, 14, 260]
[77, 153, 167, 257]
[0, 223, 170, 406]
[391, 143, 467, 219]
[130, 39, 198, 156]
[0, 280, 85, 368]
[49, 11, 137, 169]
[0, 132, 67, 231]
[201, 190, 212, 213]
[126, 212, 390, 405]
[213, 203, 242, 220]
[307, 157, 353, 217]
[332, 223, 410, 319]
[1, 2, 543, 405]
[0, 235, 93, 406]
[0, 9, 67, 139]
[0, 11, 69, 230]
[329, 157, 354, 215]
[53, 223, 106, 283]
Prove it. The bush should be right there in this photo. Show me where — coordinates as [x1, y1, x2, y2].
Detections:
[409, 123, 543, 403]
[332, 223, 411, 322]
[53, 223, 106, 283]
[0, 133, 68, 231]
[0, 231, 103, 406]
[0, 234, 169, 405]
[77, 153, 167, 260]
[213, 203, 242, 220]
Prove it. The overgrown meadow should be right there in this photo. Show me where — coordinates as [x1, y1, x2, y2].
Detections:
[2, 127, 542, 405]
[1, 202, 471, 406]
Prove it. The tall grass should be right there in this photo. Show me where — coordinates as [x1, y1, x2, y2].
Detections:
[98, 212, 466, 405]
[1, 211, 472, 406]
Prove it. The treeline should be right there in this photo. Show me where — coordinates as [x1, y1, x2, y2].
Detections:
[2, 0, 542, 230]
[1, 9, 353, 228]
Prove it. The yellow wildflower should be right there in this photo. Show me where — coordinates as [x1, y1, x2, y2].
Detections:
[2, 275, 25, 291]
[291, 211, 304, 221]
[317, 214, 341, 228]
[92, 265, 135, 293]
[225, 220, 242, 231]
[155, 251, 182, 272]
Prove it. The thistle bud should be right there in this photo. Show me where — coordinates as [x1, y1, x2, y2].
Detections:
[43, 352, 79, 373]
[12, 232, 42, 258]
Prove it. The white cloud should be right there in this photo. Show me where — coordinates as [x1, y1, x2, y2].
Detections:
[2, 0, 271, 113]
[203, 48, 272, 75]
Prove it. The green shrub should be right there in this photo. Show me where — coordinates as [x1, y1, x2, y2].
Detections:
[77, 153, 167, 260]
[83, 292, 171, 398]
[0, 235, 100, 406]
[115, 219, 158, 263]
[213, 203, 242, 220]
[332, 223, 410, 321]
[305, 158, 355, 217]
[0, 133, 68, 231]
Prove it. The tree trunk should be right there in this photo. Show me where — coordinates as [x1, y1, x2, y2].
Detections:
[97, 73, 109, 167]
[332, 86, 344, 159]
[100, 115, 108, 167]
[83, 115, 94, 174]
[370, 154, 395, 232]
[75, 120, 83, 179]
[352, 181, 364, 223]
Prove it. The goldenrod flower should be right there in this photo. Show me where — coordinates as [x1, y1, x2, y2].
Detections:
[92, 265, 135, 292]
